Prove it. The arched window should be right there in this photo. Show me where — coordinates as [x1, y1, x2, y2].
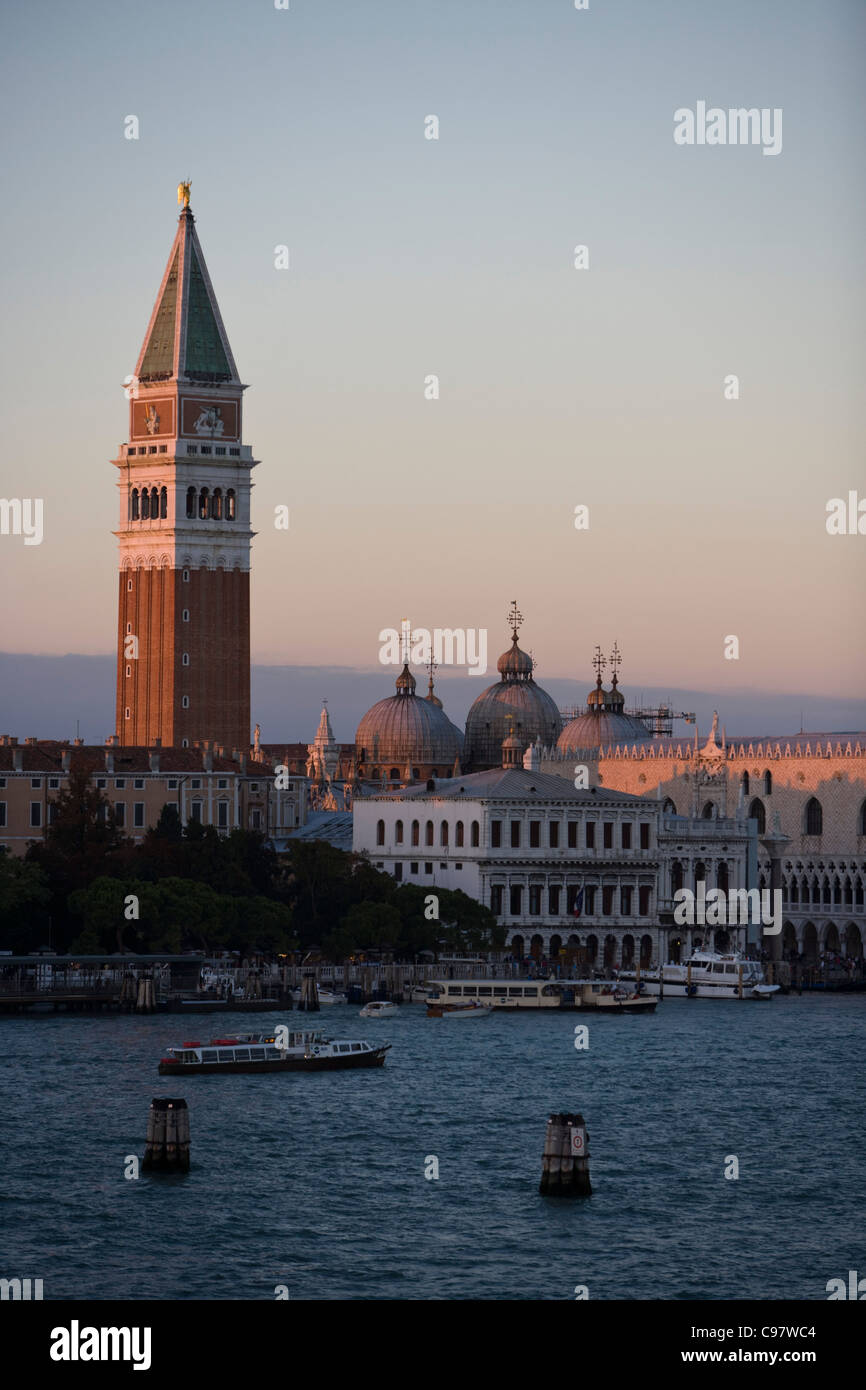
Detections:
[212, 487, 222, 519]
[376, 819, 385, 846]
[159, 486, 167, 518]
[717, 862, 729, 893]
[671, 861, 683, 893]
[395, 819, 403, 844]
[694, 861, 706, 888]
[456, 820, 464, 847]
[425, 820, 434, 846]
[471, 820, 479, 847]
[411, 820, 419, 847]
[741, 771, 750, 795]
[226, 488, 236, 520]
[662, 797, 676, 815]
[763, 770, 772, 795]
[198, 488, 209, 520]
[186, 486, 196, 519]
[440, 822, 448, 846]
[701, 802, 715, 819]
[805, 797, 823, 835]
[130, 488, 139, 520]
[141, 488, 150, 519]
[389, 768, 400, 781]
[150, 487, 159, 518]
[749, 798, 766, 833]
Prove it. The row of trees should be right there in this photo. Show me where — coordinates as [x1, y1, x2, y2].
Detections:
[0, 771, 502, 958]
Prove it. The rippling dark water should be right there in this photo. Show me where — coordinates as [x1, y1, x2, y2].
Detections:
[2, 994, 864, 1300]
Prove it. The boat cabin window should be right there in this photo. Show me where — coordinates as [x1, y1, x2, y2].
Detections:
[508, 987, 523, 996]
[462, 987, 477, 996]
[712, 964, 726, 974]
[233, 1048, 250, 1061]
[447, 987, 462, 995]
[249, 1048, 265, 1060]
[477, 987, 492, 996]
[201, 1050, 218, 1062]
[266, 1048, 282, 1060]
[493, 986, 507, 995]
[523, 987, 538, 997]
[351, 1043, 363, 1052]
[337, 1044, 351, 1053]
[182, 1052, 198, 1063]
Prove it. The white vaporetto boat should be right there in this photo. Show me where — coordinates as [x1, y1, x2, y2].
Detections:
[359, 999, 399, 1018]
[618, 949, 779, 1000]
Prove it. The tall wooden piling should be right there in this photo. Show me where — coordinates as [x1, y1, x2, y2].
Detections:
[539, 1112, 591, 1197]
[135, 973, 155, 1013]
[143, 1098, 190, 1172]
[297, 974, 319, 1012]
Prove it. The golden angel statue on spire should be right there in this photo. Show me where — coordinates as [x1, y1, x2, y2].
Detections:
[177, 180, 191, 209]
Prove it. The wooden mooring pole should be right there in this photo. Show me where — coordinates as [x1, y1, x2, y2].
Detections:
[539, 1111, 591, 1197]
[142, 1098, 190, 1172]
[297, 974, 319, 1012]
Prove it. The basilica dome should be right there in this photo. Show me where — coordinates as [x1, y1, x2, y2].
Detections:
[463, 608, 562, 770]
[557, 661, 652, 753]
[355, 664, 463, 780]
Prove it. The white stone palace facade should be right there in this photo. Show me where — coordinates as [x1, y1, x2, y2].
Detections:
[352, 759, 756, 968]
[539, 723, 866, 961]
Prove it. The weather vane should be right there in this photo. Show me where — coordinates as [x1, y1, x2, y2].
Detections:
[508, 599, 523, 642]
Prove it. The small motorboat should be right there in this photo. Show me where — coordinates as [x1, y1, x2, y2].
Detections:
[290, 986, 347, 1006]
[427, 1000, 492, 1019]
[359, 1000, 399, 1019]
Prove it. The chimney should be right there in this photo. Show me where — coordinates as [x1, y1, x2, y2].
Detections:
[72, 738, 84, 747]
[202, 740, 213, 773]
[24, 736, 38, 746]
[61, 749, 72, 772]
[13, 748, 24, 771]
[105, 748, 114, 774]
[149, 747, 160, 773]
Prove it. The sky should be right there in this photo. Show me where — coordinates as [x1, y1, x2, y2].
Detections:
[0, 0, 864, 735]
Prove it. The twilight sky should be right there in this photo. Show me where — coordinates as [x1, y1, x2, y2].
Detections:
[0, 0, 864, 732]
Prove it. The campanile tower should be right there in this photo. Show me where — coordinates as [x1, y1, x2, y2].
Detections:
[114, 186, 257, 750]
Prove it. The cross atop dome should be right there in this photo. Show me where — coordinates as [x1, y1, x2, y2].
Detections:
[508, 600, 523, 643]
[609, 641, 622, 689]
[592, 645, 607, 685]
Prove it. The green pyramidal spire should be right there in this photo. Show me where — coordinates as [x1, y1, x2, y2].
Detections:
[135, 205, 239, 384]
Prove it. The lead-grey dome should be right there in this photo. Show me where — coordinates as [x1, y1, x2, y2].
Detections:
[558, 671, 652, 752]
[463, 634, 562, 770]
[356, 664, 463, 774]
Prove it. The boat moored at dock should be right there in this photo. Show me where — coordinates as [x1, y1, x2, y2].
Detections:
[158, 1031, 390, 1074]
[426, 999, 492, 1018]
[426, 979, 655, 1012]
[618, 949, 779, 1000]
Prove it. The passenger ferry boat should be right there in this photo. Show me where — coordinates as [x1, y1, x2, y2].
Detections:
[427, 978, 657, 1013]
[618, 950, 779, 1000]
[158, 1031, 390, 1074]
[428, 979, 565, 1011]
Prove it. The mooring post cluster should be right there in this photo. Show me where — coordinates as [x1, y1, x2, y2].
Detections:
[297, 973, 320, 1012]
[142, 1098, 190, 1172]
[539, 1111, 591, 1197]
